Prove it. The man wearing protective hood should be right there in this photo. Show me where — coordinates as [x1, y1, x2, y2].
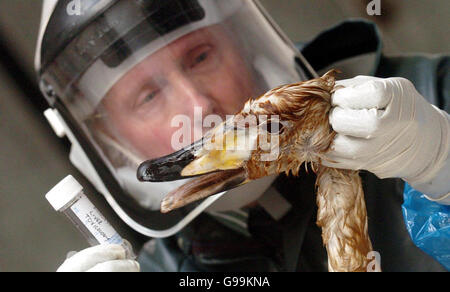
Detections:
[36, 0, 449, 272]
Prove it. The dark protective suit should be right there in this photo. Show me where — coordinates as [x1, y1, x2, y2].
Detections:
[137, 20, 449, 272]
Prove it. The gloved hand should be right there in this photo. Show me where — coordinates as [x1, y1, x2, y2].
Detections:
[57, 244, 140, 272]
[323, 76, 450, 201]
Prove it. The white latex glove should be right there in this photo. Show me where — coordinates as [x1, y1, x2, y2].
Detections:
[323, 76, 450, 203]
[57, 244, 140, 272]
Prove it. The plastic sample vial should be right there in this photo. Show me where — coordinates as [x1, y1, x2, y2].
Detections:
[46, 175, 135, 259]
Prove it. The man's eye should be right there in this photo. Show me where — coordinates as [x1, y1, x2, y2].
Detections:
[188, 45, 213, 69]
[194, 51, 209, 65]
[139, 91, 159, 106]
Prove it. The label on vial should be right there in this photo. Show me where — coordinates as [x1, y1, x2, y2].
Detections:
[70, 195, 123, 245]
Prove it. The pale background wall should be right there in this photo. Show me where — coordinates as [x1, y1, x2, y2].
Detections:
[0, 0, 448, 271]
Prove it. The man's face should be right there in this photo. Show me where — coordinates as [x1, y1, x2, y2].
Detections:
[100, 25, 257, 160]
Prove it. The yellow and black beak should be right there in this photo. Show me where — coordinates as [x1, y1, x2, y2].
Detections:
[137, 125, 255, 213]
[137, 138, 205, 182]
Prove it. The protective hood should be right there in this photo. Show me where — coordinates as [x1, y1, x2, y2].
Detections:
[37, 0, 315, 238]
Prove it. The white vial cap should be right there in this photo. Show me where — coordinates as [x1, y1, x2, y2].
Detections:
[46, 175, 83, 211]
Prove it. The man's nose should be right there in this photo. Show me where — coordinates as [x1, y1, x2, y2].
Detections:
[170, 72, 218, 116]
[168, 72, 223, 146]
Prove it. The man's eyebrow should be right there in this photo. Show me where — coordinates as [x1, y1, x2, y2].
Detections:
[136, 78, 158, 94]
[170, 29, 216, 53]
[136, 72, 170, 95]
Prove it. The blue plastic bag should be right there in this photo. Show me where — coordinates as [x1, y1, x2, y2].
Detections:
[402, 183, 450, 270]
